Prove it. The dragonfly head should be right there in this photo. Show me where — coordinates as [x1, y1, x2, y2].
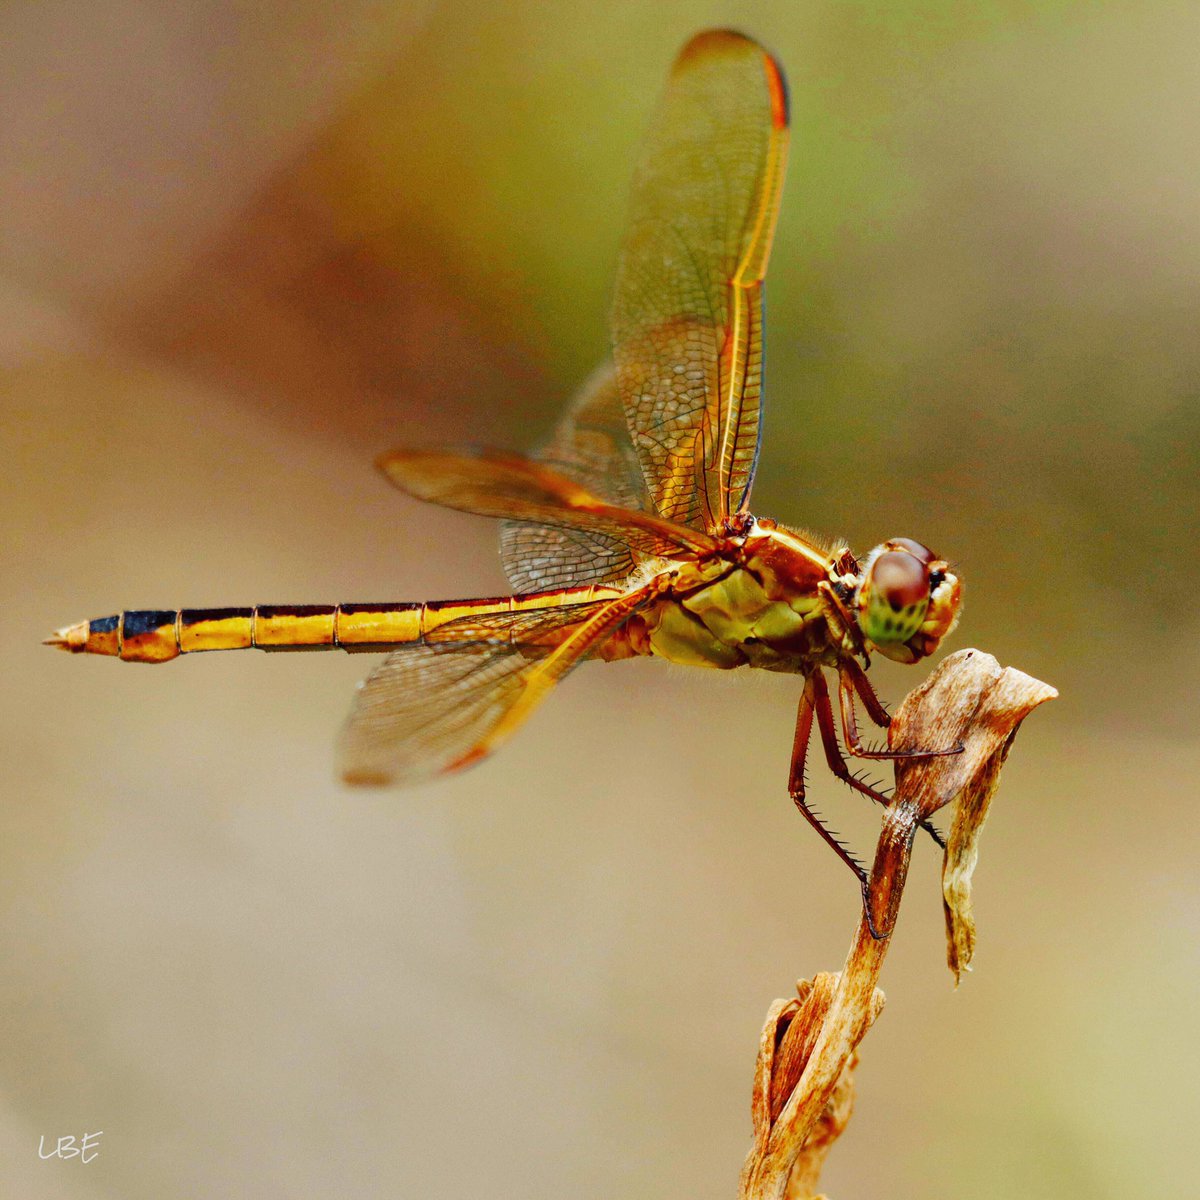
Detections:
[854, 538, 961, 664]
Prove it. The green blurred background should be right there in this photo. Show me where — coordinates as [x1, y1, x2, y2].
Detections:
[2, 2, 1197, 1196]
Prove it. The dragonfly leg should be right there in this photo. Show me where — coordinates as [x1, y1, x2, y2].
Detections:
[841, 658, 891, 727]
[814, 670, 947, 853]
[837, 665, 962, 763]
[817, 579, 869, 664]
[788, 681, 868, 888]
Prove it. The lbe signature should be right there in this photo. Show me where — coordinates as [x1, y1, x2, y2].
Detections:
[39, 1131, 102, 1163]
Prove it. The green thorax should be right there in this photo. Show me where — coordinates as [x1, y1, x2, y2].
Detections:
[641, 522, 848, 673]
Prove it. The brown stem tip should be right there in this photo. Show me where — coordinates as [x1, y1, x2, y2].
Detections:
[888, 648, 1057, 981]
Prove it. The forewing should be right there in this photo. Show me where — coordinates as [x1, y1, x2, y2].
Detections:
[379, 447, 716, 563]
[500, 364, 653, 592]
[338, 590, 651, 786]
[611, 29, 789, 531]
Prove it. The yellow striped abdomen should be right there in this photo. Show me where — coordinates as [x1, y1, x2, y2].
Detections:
[47, 588, 625, 663]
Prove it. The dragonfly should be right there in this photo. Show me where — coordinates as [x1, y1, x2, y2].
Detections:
[46, 29, 961, 929]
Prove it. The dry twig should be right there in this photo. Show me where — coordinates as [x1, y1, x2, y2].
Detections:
[739, 650, 1056, 1199]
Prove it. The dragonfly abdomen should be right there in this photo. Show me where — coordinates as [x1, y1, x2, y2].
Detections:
[45, 589, 622, 663]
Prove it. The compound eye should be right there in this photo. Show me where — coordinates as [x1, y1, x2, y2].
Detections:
[887, 537, 936, 566]
[871, 551, 929, 611]
[857, 546, 932, 652]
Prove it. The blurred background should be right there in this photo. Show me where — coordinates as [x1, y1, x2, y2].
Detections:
[2, 2, 1197, 1196]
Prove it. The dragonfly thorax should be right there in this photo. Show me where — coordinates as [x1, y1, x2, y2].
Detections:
[636, 521, 847, 674]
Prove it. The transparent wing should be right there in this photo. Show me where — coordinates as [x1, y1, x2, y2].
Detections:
[498, 522, 641, 594]
[378, 446, 717, 564]
[500, 363, 654, 593]
[338, 589, 652, 787]
[535, 363, 652, 509]
[612, 29, 789, 531]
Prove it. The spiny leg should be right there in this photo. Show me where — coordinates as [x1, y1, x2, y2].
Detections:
[788, 679, 868, 889]
[812, 670, 947, 853]
[837, 664, 961, 762]
[811, 670, 893, 806]
[841, 658, 891, 728]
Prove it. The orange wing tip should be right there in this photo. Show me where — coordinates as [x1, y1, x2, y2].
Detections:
[44, 620, 88, 652]
[676, 28, 759, 65]
[763, 50, 789, 130]
[341, 768, 394, 787]
[376, 446, 536, 477]
[343, 744, 488, 787]
[445, 745, 489, 775]
[375, 447, 417, 475]
[375, 447, 446, 501]
[672, 29, 789, 131]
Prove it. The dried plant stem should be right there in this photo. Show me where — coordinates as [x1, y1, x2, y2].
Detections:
[740, 814, 907, 1200]
[739, 650, 1056, 1200]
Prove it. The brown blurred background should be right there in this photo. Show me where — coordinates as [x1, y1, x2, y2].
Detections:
[2, 2, 1198, 1197]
